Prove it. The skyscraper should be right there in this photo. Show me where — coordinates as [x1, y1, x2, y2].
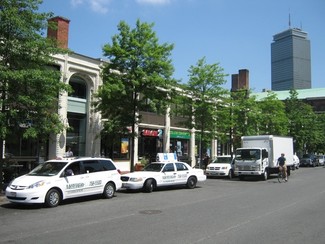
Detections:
[271, 28, 311, 91]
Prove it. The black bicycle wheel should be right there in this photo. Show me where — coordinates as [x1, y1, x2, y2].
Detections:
[278, 172, 285, 183]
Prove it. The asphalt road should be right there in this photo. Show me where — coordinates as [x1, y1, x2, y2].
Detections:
[1, 167, 325, 244]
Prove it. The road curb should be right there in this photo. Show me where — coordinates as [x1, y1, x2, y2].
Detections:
[0, 191, 7, 203]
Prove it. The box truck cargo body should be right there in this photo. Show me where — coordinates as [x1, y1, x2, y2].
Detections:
[234, 135, 294, 180]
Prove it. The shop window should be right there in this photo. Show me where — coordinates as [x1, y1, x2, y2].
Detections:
[101, 136, 129, 160]
[66, 113, 86, 156]
[170, 139, 189, 157]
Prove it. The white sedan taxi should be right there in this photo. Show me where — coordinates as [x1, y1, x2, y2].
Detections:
[205, 155, 234, 179]
[121, 153, 206, 192]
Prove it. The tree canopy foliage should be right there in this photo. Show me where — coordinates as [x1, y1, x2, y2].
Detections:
[175, 57, 228, 158]
[0, 0, 70, 187]
[0, 0, 70, 141]
[94, 19, 176, 170]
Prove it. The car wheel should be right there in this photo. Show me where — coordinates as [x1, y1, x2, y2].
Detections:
[45, 189, 61, 208]
[103, 182, 115, 199]
[143, 179, 154, 193]
[186, 176, 197, 189]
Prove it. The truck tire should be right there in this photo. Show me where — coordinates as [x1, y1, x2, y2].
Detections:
[261, 170, 268, 181]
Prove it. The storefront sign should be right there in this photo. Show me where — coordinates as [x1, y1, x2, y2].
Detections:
[142, 129, 159, 137]
[170, 130, 191, 139]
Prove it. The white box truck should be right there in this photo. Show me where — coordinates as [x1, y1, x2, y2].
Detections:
[234, 135, 294, 180]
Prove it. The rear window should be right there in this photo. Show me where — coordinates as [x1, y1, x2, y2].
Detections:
[176, 163, 188, 171]
[100, 159, 116, 171]
[82, 160, 103, 173]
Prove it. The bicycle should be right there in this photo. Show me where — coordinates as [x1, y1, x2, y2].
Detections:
[278, 169, 288, 183]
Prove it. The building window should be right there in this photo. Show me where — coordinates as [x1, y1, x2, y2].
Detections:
[66, 113, 86, 156]
[69, 76, 87, 99]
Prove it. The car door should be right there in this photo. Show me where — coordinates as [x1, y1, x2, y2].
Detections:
[175, 162, 190, 184]
[63, 161, 86, 199]
[160, 163, 177, 186]
[81, 160, 105, 195]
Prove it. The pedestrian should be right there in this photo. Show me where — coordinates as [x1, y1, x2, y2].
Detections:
[65, 147, 73, 157]
[203, 154, 210, 170]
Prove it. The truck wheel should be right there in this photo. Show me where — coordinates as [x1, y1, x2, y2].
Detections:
[262, 170, 268, 181]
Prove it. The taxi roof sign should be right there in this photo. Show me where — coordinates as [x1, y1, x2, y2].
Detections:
[156, 153, 178, 163]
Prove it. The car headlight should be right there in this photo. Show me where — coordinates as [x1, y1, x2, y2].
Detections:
[27, 180, 46, 189]
[129, 177, 143, 182]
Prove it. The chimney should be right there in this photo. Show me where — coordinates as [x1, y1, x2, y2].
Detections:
[231, 69, 249, 92]
[238, 69, 249, 90]
[231, 74, 239, 92]
[47, 16, 70, 49]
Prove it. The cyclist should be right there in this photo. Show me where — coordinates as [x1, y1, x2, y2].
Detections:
[278, 153, 287, 181]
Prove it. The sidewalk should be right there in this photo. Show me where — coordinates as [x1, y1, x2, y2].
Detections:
[0, 191, 7, 203]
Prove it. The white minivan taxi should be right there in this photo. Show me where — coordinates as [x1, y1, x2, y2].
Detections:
[5, 157, 122, 207]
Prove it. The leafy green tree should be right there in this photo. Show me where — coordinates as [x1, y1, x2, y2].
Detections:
[180, 57, 228, 162]
[312, 113, 325, 153]
[285, 90, 316, 154]
[230, 89, 260, 148]
[258, 91, 288, 135]
[94, 19, 176, 171]
[0, 0, 70, 188]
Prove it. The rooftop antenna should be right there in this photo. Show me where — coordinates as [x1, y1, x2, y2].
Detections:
[289, 12, 291, 28]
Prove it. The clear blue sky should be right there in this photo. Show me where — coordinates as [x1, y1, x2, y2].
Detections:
[39, 0, 324, 92]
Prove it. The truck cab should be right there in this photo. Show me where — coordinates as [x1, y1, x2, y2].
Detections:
[234, 147, 269, 180]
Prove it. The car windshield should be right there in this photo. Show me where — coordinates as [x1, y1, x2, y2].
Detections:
[143, 163, 164, 172]
[212, 157, 232, 164]
[28, 161, 68, 176]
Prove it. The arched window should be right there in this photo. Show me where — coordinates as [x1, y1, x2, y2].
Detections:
[69, 76, 87, 99]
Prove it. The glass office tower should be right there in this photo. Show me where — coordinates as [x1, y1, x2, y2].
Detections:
[271, 28, 311, 91]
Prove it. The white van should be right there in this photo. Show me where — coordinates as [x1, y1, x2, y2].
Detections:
[5, 157, 122, 207]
